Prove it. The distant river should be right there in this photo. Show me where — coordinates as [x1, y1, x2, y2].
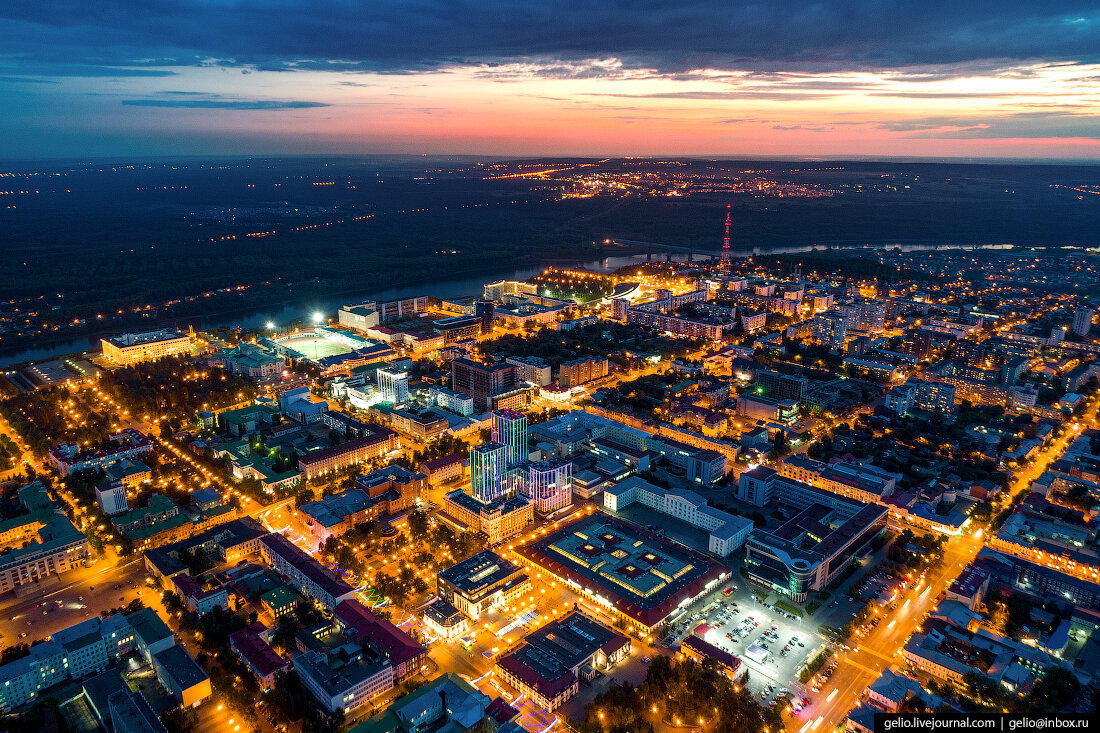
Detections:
[0, 242, 1020, 368]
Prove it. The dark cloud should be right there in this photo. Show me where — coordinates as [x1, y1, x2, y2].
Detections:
[122, 98, 328, 109]
[0, 75, 58, 83]
[582, 90, 840, 100]
[875, 112, 1100, 138]
[773, 123, 832, 132]
[0, 63, 177, 77]
[877, 117, 987, 132]
[1, 2, 1099, 77]
[905, 113, 1100, 139]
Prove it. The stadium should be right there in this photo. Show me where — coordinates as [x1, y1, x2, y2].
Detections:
[261, 327, 393, 371]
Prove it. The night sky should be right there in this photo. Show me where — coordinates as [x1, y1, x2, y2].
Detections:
[2, 1, 1099, 159]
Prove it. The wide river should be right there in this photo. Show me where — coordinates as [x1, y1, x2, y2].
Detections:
[0, 243, 1016, 368]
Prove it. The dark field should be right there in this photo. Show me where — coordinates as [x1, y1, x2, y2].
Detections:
[0, 156, 1097, 354]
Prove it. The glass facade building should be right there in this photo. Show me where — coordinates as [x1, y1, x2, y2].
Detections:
[491, 409, 528, 469]
[470, 442, 506, 503]
[523, 460, 573, 514]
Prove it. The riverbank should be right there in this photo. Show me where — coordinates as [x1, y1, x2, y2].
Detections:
[0, 240, 1029, 368]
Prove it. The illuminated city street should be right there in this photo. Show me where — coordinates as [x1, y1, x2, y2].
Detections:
[1, 9, 1099, 732]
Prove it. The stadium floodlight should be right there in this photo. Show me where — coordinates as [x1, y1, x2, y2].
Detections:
[265, 321, 275, 330]
[312, 311, 324, 324]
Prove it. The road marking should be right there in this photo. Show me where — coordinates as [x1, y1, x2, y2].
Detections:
[842, 657, 879, 674]
[825, 688, 838, 702]
[861, 645, 897, 663]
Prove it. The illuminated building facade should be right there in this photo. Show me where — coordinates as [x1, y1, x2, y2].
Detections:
[523, 459, 573, 514]
[491, 409, 528, 468]
[812, 311, 848, 349]
[437, 550, 530, 620]
[1074, 306, 1093, 338]
[469, 442, 506, 503]
[101, 329, 191, 365]
[451, 358, 517, 409]
[441, 490, 532, 544]
[376, 366, 409, 404]
[557, 356, 609, 388]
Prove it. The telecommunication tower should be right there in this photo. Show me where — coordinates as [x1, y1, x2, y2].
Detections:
[721, 204, 732, 273]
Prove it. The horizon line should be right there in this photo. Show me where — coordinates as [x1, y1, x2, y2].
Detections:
[2, 152, 1099, 167]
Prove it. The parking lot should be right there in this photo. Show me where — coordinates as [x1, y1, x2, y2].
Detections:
[658, 580, 826, 706]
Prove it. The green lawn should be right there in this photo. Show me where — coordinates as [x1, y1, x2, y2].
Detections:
[774, 599, 804, 617]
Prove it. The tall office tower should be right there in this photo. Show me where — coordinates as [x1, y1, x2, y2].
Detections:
[474, 300, 495, 335]
[470, 442, 506, 502]
[451, 358, 517, 409]
[1074, 306, 1093, 338]
[376, 366, 410, 404]
[812, 311, 848, 349]
[524, 459, 573, 514]
[491, 409, 528, 468]
[754, 369, 809, 401]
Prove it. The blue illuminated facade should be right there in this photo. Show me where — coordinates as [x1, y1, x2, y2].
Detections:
[470, 442, 506, 503]
[491, 409, 528, 468]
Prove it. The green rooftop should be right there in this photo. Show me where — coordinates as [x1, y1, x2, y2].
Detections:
[347, 673, 483, 733]
[122, 512, 190, 541]
[220, 403, 279, 421]
[18, 481, 55, 514]
[105, 458, 151, 483]
[110, 494, 178, 528]
[260, 585, 299, 610]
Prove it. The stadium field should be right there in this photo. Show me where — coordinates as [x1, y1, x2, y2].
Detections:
[275, 334, 351, 360]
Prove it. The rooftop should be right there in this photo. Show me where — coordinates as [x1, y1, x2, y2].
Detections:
[298, 427, 396, 468]
[128, 608, 174, 648]
[681, 635, 742, 672]
[438, 550, 525, 599]
[153, 644, 209, 690]
[513, 511, 724, 628]
[259, 533, 356, 600]
[334, 600, 425, 668]
[260, 585, 299, 609]
[229, 623, 288, 679]
[104, 329, 187, 348]
[948, 563, 990, 599]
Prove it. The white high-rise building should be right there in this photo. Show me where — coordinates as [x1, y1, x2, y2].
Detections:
[95, 482, 128, 516]
[376, 367, 409, 404]
[1073, 307, 1093, 338]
